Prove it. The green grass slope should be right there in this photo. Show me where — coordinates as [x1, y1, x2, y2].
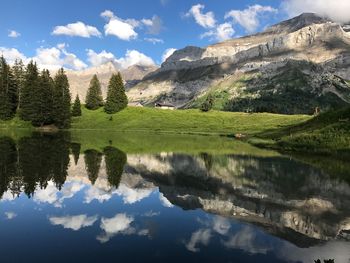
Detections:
[70, 107, 310, 136]
[251, 107, 350, 153]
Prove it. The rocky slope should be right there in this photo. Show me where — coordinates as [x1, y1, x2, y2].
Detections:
[127, 13, 350, 114]
[66, 62, 158, 100]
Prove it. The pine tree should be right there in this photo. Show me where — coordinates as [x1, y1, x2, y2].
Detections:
[0, 57, 18, 120]
[12, 59, 25, 108]
[31, 69, 54, 127]
[19, 61, 39, 121]
[52, 68, 71, 128]
[85, 74, 103, 110]
[104, 72, 128, 114]
[72, 95, 82, 117]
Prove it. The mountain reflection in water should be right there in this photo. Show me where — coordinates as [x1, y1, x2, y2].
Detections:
[0, 133, 349, 263]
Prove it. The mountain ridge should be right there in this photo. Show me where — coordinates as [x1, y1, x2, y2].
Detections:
[126, 12, 350, 114]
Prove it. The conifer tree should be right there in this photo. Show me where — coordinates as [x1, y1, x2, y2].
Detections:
[72, 95, 82, 117]
[12, 59, 25, 107]
[52, 68, 71, 128]
[0, 57, 18, 120]
[31, 69, 54, 126]
[104, 72, 128, 114]
[19, 61, 39, 121]
[85, 74, 103, 110]
[70, 143, 81, 165]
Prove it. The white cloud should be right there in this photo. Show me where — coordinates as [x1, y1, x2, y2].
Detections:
[186, 4, 216, 29]
[159, 192, 173, 207]
[86, 49, 116, 67]
[144, 38, 164, 44]
[86, 49, 155, 69]
[33, 47, 87, 71]
[84, 185, 114, 204]
[282, 0, 350, 23]
[5, 212, 17, 220]
[117, 50, 155, 69]
[104, 18, 138, 41]
[101, 10, 138, 41]
[141, 15, 163, 35]
[185, 229, 212, 252]
[49, 214, 98, 231]
[97, 213, 134, 243]
[116, 184, 152, 204]
[225, 5, 278, 33]
[8, 30, 20, 38]
[0, 47, 27, 64]
[52, 21, 101, 38]
[161, 48, 177, 62]
[201, 22, 235, 41]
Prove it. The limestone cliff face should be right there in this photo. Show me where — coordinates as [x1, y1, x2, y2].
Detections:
[127, 13, 350, 112]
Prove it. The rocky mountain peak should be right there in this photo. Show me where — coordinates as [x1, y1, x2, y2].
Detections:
[263, 13, 331, 35]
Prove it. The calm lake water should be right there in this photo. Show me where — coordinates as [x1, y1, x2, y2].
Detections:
[0, 132, 349, 263]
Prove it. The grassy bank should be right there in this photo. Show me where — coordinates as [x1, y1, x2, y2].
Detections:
[250, 107, 350, 154]
[69, 107, 310, 135]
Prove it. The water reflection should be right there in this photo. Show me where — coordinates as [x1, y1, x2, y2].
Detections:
[0, 133, 349, 263]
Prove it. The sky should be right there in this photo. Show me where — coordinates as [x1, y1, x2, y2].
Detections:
[0, 0, 349, 71]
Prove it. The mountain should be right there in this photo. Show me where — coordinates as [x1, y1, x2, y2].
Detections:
[127, 13, 350, 114]
[66, 62, 158, 100]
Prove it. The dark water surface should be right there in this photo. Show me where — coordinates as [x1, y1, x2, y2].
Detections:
[0, 132, 349, 263]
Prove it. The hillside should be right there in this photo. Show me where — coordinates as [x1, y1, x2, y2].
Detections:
[127, 13, 350, 114]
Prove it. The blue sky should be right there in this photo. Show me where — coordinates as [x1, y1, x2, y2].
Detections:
[0, 0, 348, 70]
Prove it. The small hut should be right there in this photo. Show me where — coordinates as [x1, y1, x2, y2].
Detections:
[154, 102, 175, 110]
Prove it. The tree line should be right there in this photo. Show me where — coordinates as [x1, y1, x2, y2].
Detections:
[0, 56, 128, 128]
[0, 133, 127, 199]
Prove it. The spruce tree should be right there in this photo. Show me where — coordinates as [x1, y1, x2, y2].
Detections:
[200, 94, 214, 112]
[52, 68, 71, 128]
[85, 74, 103, 110]
[72, 95, 82, 117]
[20, 61, 39, 121]
[0, 57, 18, 120]
[104, 72, 128, 114]
[12, 59, 25, 108]
[31, 69, 54, 127]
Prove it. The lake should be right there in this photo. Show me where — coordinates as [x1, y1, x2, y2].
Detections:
[0, 131, 349, 263]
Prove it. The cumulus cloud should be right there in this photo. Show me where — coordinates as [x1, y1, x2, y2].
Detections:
[144, 38, 164, 44]
[186, 4, 216, 29]
[97, 213, 134, 243]
[86, 49, 116, 67]
[87, 49, 155, 69]
[33, 47, 87, 71]
[282, 0, 350, 23]
[201, 22, 235, 41]
[8, 30, 20, 38]
[161, 48, 177, 62]
[0, 47, 27, 64]
[52, 21, 101, 38]
[49, 214, 98, 231]
[225, 5, 278, 33]
[101, 10, 138, 41]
